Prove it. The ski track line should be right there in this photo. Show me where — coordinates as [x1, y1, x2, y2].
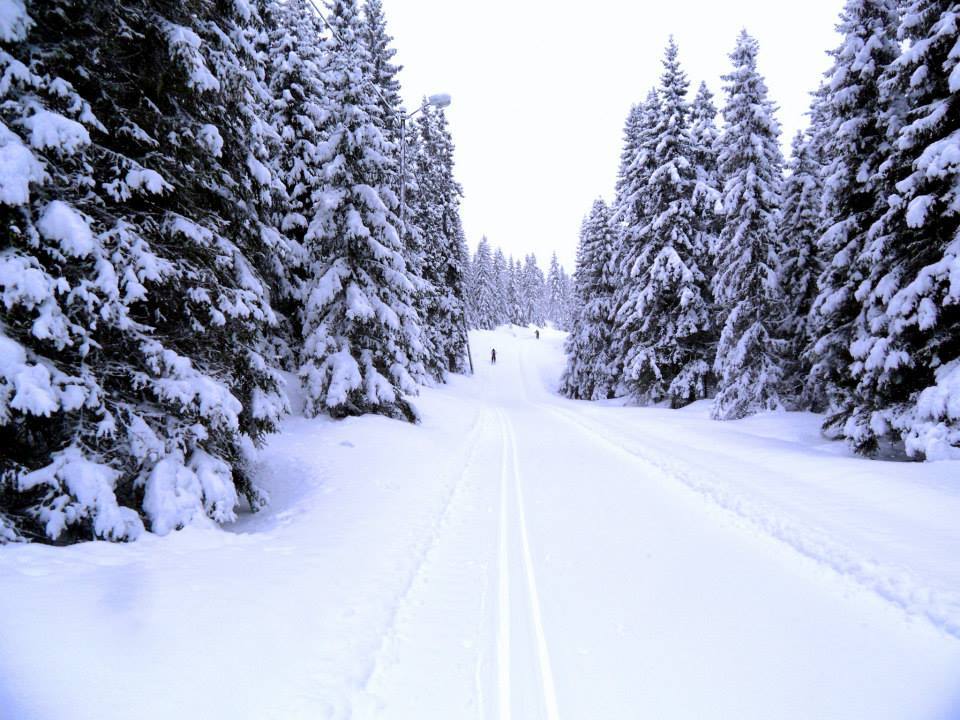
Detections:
[503, 410, 562, 720]
[542, 400, 960, 641]
[357, 407, 491, 702]
[497, 408, 512, 720]
[473, 556, 491, 720]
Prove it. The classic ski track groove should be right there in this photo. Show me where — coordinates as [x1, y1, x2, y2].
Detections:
[503, 409, 562, 720]
[496, 408, 512, 720]
[359, 408, 490, 701]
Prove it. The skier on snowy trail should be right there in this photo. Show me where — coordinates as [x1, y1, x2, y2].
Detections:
[491, 348, 497, 365]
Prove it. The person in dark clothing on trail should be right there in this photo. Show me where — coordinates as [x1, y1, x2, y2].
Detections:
[535, 329, 540, 339]
[491, 348, 497, 364]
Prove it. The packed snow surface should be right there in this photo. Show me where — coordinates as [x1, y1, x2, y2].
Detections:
[1, 327, 959, 719]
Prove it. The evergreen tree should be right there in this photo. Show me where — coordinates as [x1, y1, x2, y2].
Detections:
[560, 267, 577, 331]
[0, 0, 288, 541]
[506, 257, 523, 325]
[409, 104, 470, 377]
[468, 238, 497, 329]
[711, 30, 788, 420]
[361, 0, 402, 144]
[611, 89, 661, 388]
[298, 0, 424, 423]
[845, 0, 960, 459]
[521, 254, 547, 327]
[779, 130, 825, 406]
[617, 39, 714, 407]
[560, 200, 620, 400]
[545, 252, 566, 327]
[806, 0, 901, 436]
[265, 0, 324, 318]
[492, 248, 510, 325]
[689, 81, 722, 283]
[614, 103, 644, 208]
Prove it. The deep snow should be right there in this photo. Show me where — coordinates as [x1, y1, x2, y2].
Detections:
[1, 327, 959, 719]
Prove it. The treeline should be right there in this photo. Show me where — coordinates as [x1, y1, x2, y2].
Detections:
[464, 238, 574, 331]
[0, 0, 469, 543]
[562, 0, 958, 462]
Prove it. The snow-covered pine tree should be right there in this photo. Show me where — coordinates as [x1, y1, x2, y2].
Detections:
[506, 257, 523, 325]
[521, 254, 547, 327]
[361, 0, 403, 145]
[711, 30, 788, 420]
[492, 248, 511, 326]
[468, 237, 498, 329]
[779, 130, 825, 407]
[298, 0, 424, 423]
[545, 252, 566, 327]
[560, 200, 620, 400]
[0, 0, 289, 542]
[806, 0, 901, 437]
[614, 104, 643, 206]
[409, 103, 470, 377]
[560, 267, 576, 331]
[265, 0, 325, 323]
[843, 0, 960, 459]
[610, 89, 661, 389]
[689, 81, 722, 284]
[617, 39, 714, 407]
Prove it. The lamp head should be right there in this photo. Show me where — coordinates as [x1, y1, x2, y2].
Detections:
[427, 93, 452, 109]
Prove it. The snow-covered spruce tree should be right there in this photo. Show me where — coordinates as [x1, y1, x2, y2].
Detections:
[468, 237, 498, 329]
[779, 130, 825, 407]
[560, 267, 576, 331]
[265, 0, 325, 322]
[0, 0, 288, 542]
[361, 0, 402, 145]
[560, 200, 620, 400]
[614, 104, 644, 207]
[299, 0, 425, 423]
[545, 252, 566, 327]
[409, 103, 470, 377]
[506, 257, 523, 325]
[610, 89, 661, 388]
[711, 30, 788, 420]
[843, 0, 960, 459]
[521, 254, 547, 327]
[617, 40, 714, 407]
[492, 248, 511, 326]
[806, 0, 901, 437]
[689, 81, 722, 284]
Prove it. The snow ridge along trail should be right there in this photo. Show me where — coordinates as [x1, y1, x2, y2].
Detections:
[1, 327, 959, 720]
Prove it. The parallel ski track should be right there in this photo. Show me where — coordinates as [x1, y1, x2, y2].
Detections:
[496, 408, 561, 720]
[359, 408, 491, 699]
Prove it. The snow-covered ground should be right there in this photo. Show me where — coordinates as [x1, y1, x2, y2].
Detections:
[1, 327, 959, 719]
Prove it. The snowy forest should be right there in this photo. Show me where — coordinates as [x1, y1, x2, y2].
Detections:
[562, 5, 959, 464]
[464, 239, 574, 331]
[1, 0, 959, 716]
[0, 0, 479, 544]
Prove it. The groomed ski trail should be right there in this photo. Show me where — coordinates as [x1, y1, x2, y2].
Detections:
[3, 327, 959, 720]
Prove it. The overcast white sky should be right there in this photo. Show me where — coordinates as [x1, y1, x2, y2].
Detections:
[386, 0, 844, 270]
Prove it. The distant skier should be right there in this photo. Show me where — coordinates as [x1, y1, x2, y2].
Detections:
[535, 329, 540, 339]
[491, 348, 497, 365]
